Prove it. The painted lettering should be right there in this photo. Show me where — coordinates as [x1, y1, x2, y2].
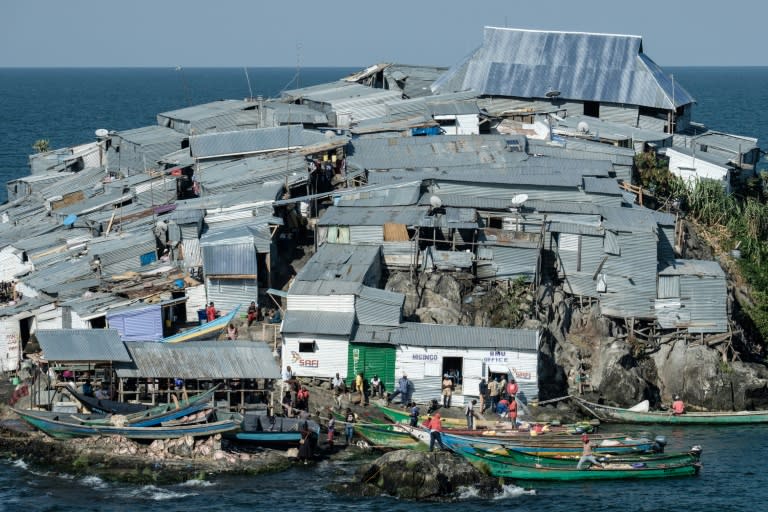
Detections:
[412, 354, 438, 361]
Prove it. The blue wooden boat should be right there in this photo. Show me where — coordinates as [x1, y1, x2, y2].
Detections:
[66, 388, 149, 415]
[12, 407, 240, 440]
[224, 412, 320, 448]
[161, 306, 241, 343]
[400, 425, 660, 456]
[75, 385, 221, 427]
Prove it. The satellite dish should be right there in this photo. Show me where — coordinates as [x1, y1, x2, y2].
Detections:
[63, 214, 78, 226]
[95, 128, 109, 138]
[430, 195, 442, 208]
[577, 121, 590, 134]
[510, 193, 528, 207]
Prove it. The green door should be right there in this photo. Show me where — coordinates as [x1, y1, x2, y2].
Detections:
[347, 343, 396, 393]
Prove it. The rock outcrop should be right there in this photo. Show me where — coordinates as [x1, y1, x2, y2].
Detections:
[328, 449, 501, 500]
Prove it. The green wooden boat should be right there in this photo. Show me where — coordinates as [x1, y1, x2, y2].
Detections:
[334, 411, 422, 450]
[373, 403, 596, 434]
[452, 444, 701, 481]
[484, 445, 702, 468]
[574, 397, 768, 425]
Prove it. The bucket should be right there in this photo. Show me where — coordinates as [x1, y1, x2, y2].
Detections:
[11, 376, 20, 385]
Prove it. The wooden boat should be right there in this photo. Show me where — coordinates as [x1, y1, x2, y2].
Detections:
[224, 412, 320, 448]
[66, 388, 149, 415]
[12, 407, 240, 440]
[399, 425, 660, 457]
[472, 444, 702, 468]
[161, 306, 240, 343]
[336, 411, 423, 450]
[75, 385, 220, 427]
[573, 396, 768, 425]
[448, 443, 700, 480]
[373, 403, 596, 434]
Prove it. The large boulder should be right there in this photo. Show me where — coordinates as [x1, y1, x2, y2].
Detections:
[328, 449, 501, 500]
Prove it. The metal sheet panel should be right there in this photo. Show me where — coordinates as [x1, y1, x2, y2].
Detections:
[181, 238, 204, 268]
[600, 104, 639, 126]
[657, 275, 680, 299]
[205, 277, 257, 315]
[282, 334, 349, 379]
[202, 243, 257, 275]
[348, 343, 397, 392]
[107, 305, 163, 342]
[36, 329, 131, 362]
[0, 318, 21, 372]
[658, 225, 676, 264]
[287, 295, 356, 313]
[350, 225, 384, 243]
[485, 245, 538, 280]
[683, 274, 728, 333]
[184, 283, 207, 320]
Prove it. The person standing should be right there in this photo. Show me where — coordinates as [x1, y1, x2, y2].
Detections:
[427, 412, 446, 451]
[577, 434, 604, 470]
[333, 377, 346, 410]
[206, 301, 217, 322]
[355, 372, 365, 405]
[409, 402, 421, 427]
[508, 395, 518, 428]
[488, 377, 500, 413]
[464, 399, 479, 430]
[499, 374, 508, 400]
[441, 374, 453, 408]
[281, 365, 294, 402]
[388, 374, 411, 407]
[344, 408, 355, 445]
[478, 378, 488, 414]
[326, 412, 336, 448]
[507, 377, 519, 399]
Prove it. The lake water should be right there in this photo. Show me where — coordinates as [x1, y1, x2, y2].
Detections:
[1, 66, 768, 508]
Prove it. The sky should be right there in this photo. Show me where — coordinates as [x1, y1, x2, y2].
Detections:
[1, 0, 766, 68]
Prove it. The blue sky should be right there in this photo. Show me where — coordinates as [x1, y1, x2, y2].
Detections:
[1, 0, 765, 68]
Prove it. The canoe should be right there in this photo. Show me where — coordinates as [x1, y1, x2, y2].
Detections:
[66, 388, 149, 415]
[448, 443, 700, 480]
[224, 412, 320, 448]
[472, 444, 702, 468]
[161, 306, 240, 343]
[399, 425, 660, 457]
[373, 403, 596, 434]
[573, 396, 768, 425]
[74, 385, 220, 427]
[12, 407, 240, 440]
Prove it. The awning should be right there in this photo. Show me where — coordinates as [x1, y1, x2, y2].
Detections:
[488, 364, 511, 375]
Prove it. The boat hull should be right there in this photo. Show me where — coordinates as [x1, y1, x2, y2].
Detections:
[574, 397, 768, 425]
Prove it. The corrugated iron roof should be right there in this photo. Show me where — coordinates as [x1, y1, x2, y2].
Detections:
[281, 310, 355, 336]
[333, 181, 423, 207]
[120, 340, 280, 379]
[294, 244, 381, 284]
[432, 27, 695, 110]
[157, 100, 248, 123]
[114, 125, 187, 147]
[583, 177, 622, 195]
[37, 328, 131, 362]
[659, 259, 725, 277]
[318, 205, 427, 226]
[555, 115, 671, 143]
[190, 125, 307, 159]
[353, 322, 539, 351]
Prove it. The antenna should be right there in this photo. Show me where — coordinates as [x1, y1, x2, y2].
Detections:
[175, 65, 192, 106]
[244, 67, 254, 99]
[296, 42, 302, 91]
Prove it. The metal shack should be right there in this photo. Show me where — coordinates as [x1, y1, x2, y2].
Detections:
[352, 322, 540, 407]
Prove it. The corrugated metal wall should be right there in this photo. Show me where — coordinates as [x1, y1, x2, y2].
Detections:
[0, 317, 21, 372]
[202, 244, 257, 275]
[185, 284, 207, 320]
[347, 343, 396, 392]
[487, 245, 538, 280]
[683, 274, 728, 333]
[637, 115, 667, 132]
[282, 334, 349, 379]
[380, 241, 415, 267]
[657, 275, 680, 299]
[107, 306, 163, 341]
[433, 181, 577, 202]
[35, 307, 64, 331]
[654, 298, 686, 329]
[205, 277, 258, 314]
[600, 231, 659, 318]
[287, 295, 355, 313]
[355, 296, 402, 326]
[181, 238, 203, 268]
[600, 105, 639, 126]
[0, 247, 31, 281]
[350, 225, 384, 243]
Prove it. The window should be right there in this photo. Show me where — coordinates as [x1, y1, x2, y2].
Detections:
[299, 341, 316, 353]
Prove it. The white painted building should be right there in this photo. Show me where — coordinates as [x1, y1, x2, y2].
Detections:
[665, 147, 731, 193]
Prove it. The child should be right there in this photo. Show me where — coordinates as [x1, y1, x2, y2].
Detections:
[327, 412, 335, 447]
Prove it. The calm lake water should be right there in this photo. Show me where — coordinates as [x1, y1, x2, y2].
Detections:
[1, 67, 768, 508]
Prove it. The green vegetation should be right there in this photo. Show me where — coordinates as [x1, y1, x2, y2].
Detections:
[636, 154, 768, 342]
[32, 139, 50, 153]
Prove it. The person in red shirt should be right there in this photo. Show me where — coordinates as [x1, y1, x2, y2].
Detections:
[508, 397, 518, 428]
[206, 302, 217, 322]
[427, 412, 446, 451]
